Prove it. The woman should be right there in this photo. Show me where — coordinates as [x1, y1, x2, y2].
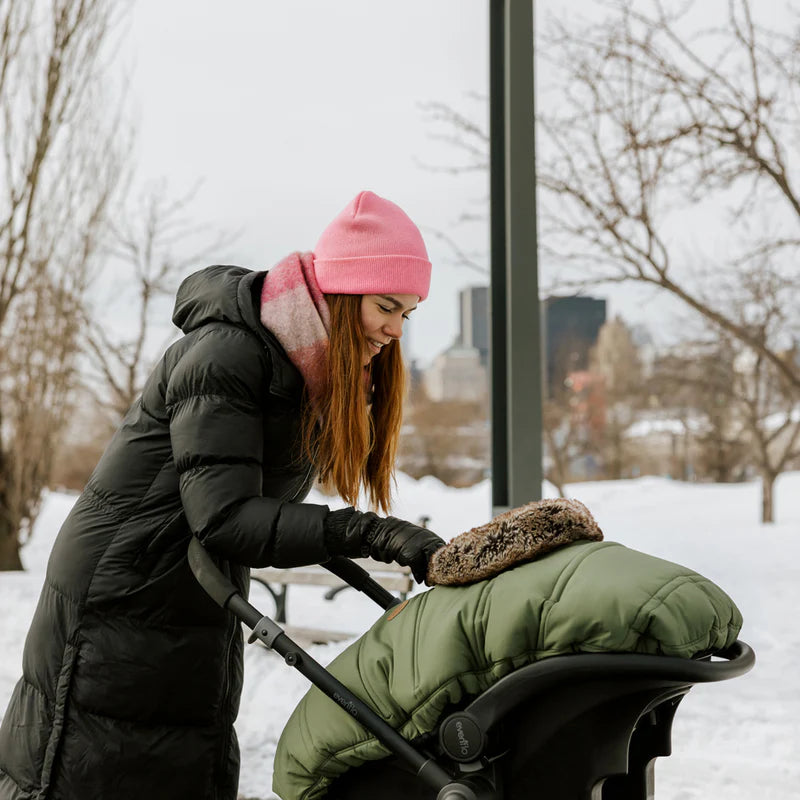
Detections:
[0, 191, 445, 800]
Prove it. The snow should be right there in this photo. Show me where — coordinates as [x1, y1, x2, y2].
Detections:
[624, 416, 704, 438]
[2, 473, 799, 799]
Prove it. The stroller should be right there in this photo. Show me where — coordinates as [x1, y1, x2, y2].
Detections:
[188, 538, 754, 800]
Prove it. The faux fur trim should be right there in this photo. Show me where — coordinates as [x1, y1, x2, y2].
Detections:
[427, 498, 603, 586]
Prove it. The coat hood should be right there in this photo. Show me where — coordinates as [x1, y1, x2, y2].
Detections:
[172, 264, 262, 334]
[171, 264, 305, 400]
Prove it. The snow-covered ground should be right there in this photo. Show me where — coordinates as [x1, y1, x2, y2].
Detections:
[2, 472, 798, 799]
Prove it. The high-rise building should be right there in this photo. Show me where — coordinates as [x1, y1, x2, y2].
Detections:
[543, 296, 607, 396]
[459, 286, 489, 366]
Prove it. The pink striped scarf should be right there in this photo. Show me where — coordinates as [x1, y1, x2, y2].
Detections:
[260, 251, 330, 406]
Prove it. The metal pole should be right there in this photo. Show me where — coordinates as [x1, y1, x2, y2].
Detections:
[489, 0, 509, 512]
[505, 0, 542, 506]
[490, 0, 542, 514]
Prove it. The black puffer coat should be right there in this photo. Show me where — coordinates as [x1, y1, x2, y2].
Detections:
[0, 265, 332, 800]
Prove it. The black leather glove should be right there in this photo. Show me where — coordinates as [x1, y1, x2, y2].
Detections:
[366, 515, 445, 583]
[323, 507, 372, 558]
[324, 508, 445, 583]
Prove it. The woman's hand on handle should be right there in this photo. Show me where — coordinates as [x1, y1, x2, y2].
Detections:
[324, 508, 445, 583]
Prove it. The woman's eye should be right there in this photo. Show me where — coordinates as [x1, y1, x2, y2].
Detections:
[402, 314, 411, 321]
[378, 302, 411, 320]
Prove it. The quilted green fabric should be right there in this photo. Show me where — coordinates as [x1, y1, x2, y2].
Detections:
[272, 541, 742, 799]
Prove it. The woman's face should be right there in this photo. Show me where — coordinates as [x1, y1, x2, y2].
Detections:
[360, 293, 419, 366]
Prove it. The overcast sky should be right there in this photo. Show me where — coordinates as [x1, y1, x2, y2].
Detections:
[116, 0, 773, 365]
[115, 1, 494, 365]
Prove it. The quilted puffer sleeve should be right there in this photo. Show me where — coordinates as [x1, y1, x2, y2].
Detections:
[165, 324, 330, 567]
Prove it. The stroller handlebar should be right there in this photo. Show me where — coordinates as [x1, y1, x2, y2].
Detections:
[187, 536, 457, 794]
[322, 556, 403, 610]
[187, 536, 240, 609]
[187, 537, 402, 612]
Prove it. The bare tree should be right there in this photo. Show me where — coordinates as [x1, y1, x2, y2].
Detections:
[648, 342, 746, 482]
[543, 390, 586, 496]
[417, 98, 490, 277]
[81, 181, 238, 423]
[543, 330, 614, 493]
[727, 337, 800, 522]
[2, 283, 82, 562]
[589, 317, 645, 479]
[648, 320, 799, 520]
[537, 0, 800, 393]
[423, 0, 800, 521]
[399, 385, 489, 488]
[0, 0, 128, 570]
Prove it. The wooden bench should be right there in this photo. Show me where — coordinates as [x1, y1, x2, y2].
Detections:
[249, 559, 414, 646]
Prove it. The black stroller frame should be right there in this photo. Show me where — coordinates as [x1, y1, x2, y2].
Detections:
[188, 539, 755, 800]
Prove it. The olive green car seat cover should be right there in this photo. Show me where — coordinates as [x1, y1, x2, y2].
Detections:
[272, 541, 742, 799]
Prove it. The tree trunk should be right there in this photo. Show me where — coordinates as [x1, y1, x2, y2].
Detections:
[546, 470, 567, 498]
[0, 440, 24, 569]
[0, 512, 23, 571]
[761, 472, 775, 524]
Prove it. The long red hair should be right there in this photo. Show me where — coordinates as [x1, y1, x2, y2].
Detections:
[303, 294, 406, 513]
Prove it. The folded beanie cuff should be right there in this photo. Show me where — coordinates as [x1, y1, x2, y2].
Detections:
[314, 254, 432, 301]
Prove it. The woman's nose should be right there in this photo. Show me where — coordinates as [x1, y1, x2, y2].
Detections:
[383, 317, 403, 340]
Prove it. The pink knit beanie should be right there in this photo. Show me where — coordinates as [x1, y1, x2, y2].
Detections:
[313, 191, 432, 301]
